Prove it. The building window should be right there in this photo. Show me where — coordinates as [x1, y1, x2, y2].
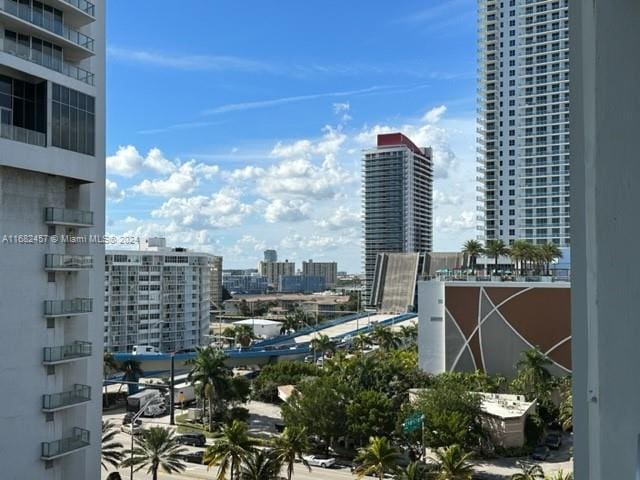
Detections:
[51, 83, 95, 155]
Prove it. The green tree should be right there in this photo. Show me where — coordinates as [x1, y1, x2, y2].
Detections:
[354, 436, 400, 480]
[545, 471, 573, 480]
[281, 376, 350, 449]
[234, 324, 254, 346]
[347, 390, 395, 446]
[103, 352, 120, 406]
[310, 333, 335, 363]
[222, 285, 233, 301]
[121, 427, 186, 480]
[431, 444, 474, 480]
[120, 359, 143, 395]
[511, 462, 545, 480]
[398, 323, 419, 344]
[101, 420, 124, 471]
[272, 426, 310, 480]
[204, 420, 255, 480]
[370, 325, 401, 351]
[413, 382, 483, 450]
[510, 349, 553, 402]
[252, 361, 319, 402]
[540, 242, 562, 275]
[238, 449, 281, 480]
[462, 240, 484, 271]
[485, 239, 510, 272]
[187, 346, 231, 430]
[394, 461, 428, 480]
[558, 376, 573, 432]
[509, 240, 532, 275]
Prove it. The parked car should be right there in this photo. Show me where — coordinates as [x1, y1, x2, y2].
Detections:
[121, 420, 143, 435]
[179, 450, 205, 464]
[545, 432, 562, 450]
[176, 433, 206, 447]
[302, 455, 336, 468]
[531, 445, 550, 460]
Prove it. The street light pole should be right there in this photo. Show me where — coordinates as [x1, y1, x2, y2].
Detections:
[169, 353, 175, 426]
[129, 398, 162, 480]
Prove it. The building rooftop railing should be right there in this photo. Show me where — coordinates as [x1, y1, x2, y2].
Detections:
[424, 272, 571, 283]
[61, 0, 94, 17]
[41, 427, 90, 460]
[0, 36, 94, 85]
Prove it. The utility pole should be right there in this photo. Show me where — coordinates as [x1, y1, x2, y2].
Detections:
[169, 353, 175, 426]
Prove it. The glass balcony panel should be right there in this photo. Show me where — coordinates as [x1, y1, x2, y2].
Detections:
[41, 427, 90, 459]
[0, 122, 46, 146]
[44, 207, 94, 226]
[43, 341, 92, 363]
[45, 254, 93, 270]
[42, 384, 91, 410]
[44, 298, 93, 316]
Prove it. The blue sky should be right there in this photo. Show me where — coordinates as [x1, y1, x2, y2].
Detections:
[105, 0, 478, 272]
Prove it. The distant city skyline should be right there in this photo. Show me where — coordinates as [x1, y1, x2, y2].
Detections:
[105, 0, 478, 272]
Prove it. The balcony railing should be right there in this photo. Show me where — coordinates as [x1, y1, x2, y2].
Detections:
[61, 0, 94, 17]
[44, 207, 94, 226]
[45, 254, 93, 270]
[42, 384, 91, 411]
[0, 37, 94, 85]
[0, 0, 94, 51]
[43, 341, 92, 364]
[44, 298, 93, 316]
[41, 427, 90, 460]
[0, 122, 46, 147]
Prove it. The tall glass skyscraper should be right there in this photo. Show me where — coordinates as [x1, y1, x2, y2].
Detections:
[362, 133, 433, 304]
[478, 0, 570, 246]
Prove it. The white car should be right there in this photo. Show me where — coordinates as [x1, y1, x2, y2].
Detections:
[302, 455, 336, 468]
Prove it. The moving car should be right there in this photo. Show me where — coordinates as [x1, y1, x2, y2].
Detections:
[176, 433, 206, 447]
[531, 445, 550, 460]
[179, 450, 205, 464]
[120, 419, 143, 435]
[302, 455, 336, 468]
[544, 432, 562, 450]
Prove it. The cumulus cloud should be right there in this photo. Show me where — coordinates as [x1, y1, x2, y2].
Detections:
[433, 189, 462, 206]
[130, 160, 219, 197]
[106, 146, 144, 177]
[423, 105, 447, 124]
[150, 188, 253, 229]
[264, 199, 310, 223]
[315, 206, 360, 230]
[105, 179, 125, 202]
[224, 166, 265, 181]
[434, 211, 476, 233]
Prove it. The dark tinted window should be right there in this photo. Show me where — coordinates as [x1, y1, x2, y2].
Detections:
[51, 83, 95, 156]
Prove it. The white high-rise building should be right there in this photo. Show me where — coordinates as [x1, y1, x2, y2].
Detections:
[362, 133, 433, 304]
[0, 0, 104, 478]
[104, 244, 213, 354]
[478, 0, 570, 246]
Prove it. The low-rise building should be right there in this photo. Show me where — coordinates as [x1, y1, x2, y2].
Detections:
[233, 318, 282, 339]
[223, 271, 268, 294]
[279, 275, 325, 293]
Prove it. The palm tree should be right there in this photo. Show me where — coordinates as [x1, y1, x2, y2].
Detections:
[235, 324, 254, 346]
[310, 334, 335, 363]
[485, 239, 509, 273]
[559, 390, 573, 432]
[272, 426, 310, 480]
[462, 239, 484, 272]
[431, 444, 474, 480]
[121, 427, 187, 480]
[204, 420, 255, 480]
[103, 352, 120, 406]
[399, 323, 418, 344]
[238, 449, 281, 480]
[370, 325, 401, 351]
[540, 242, 562, 275]
[187, 346, 231, 430]
[544, 470, 573, 480]
[509, 240, 531, 275]
[120, 359, 143, 395]
[515, 349, 553, 400]
[101, 420, 124, 471]
[394, 461, 428, 480]
[511, 462, 544, 480]
[354, 436, 400, 480]
[352, 332, 370, 353]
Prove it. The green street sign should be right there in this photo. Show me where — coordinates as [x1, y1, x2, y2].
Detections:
[402, 413, 424, 433]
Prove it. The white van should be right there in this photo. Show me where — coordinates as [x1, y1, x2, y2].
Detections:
[132, 345, 161, 355]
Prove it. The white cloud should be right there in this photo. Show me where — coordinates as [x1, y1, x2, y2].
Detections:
[150, 188, 253, 229]
[143, 148, 178, 174]
[106, 145, 143, 177]
[434, 211, 476, 233]
[264, 199, 310, 223]
[129, 159, 219, 197]
[315, 206, 360, 230]
[223, 166, 265, 182]
[423, 105, 447, 124]
[333, 102, 350, 114]
[433, 189, 462, 206]
[105, 179, 125, 202]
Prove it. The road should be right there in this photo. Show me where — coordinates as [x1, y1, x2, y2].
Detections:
[294, 313, 415, 344]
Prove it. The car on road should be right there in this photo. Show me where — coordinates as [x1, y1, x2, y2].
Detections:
[176, 433, 206, 447]
[120, 420, 143, 435]
[302, 454, 336, 468]
[179, 450, 205, 464]
[544, 432, 562, 450]
[531, 445, 550, 460]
